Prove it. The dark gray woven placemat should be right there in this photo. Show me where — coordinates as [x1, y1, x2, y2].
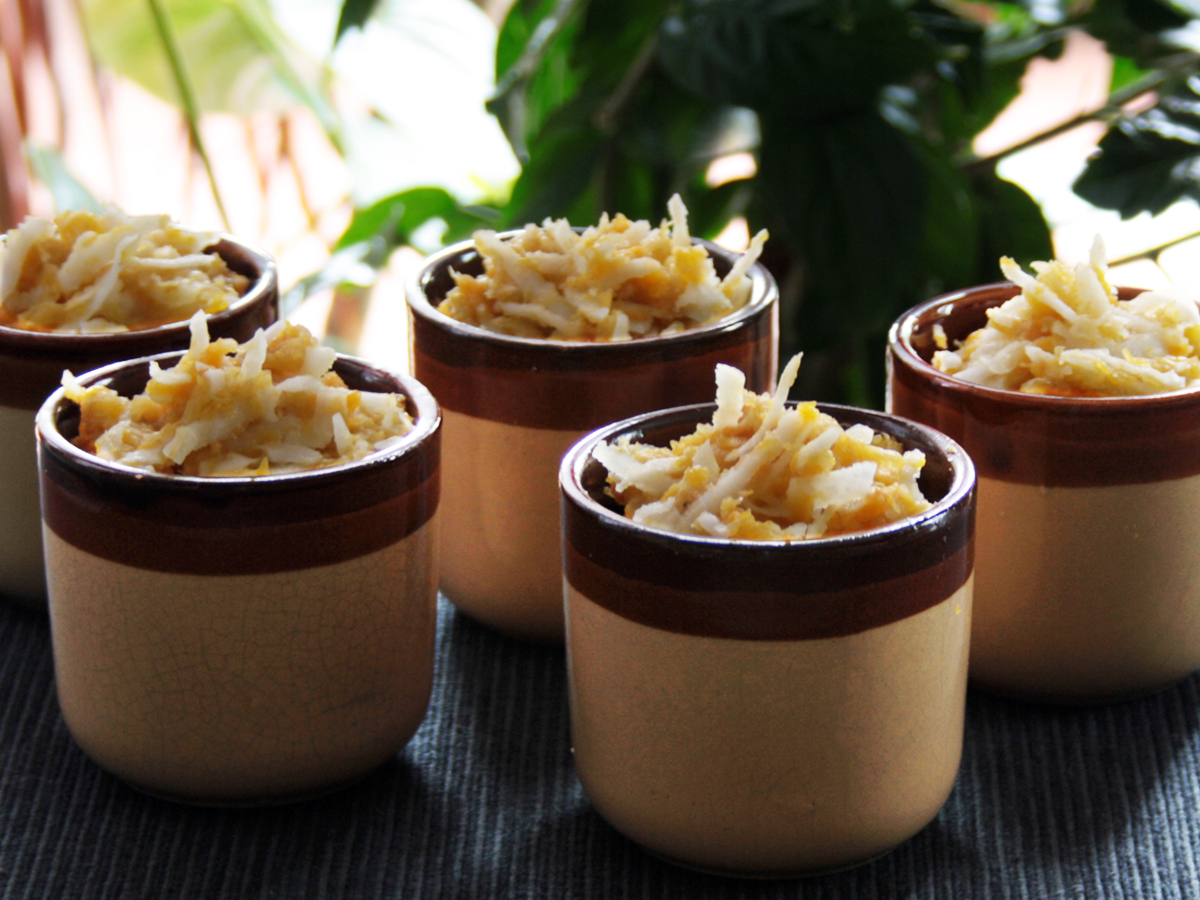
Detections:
[1, 596, 1198, 899]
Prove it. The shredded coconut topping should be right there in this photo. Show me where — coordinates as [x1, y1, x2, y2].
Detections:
[0, 209, 249, 333]
[64, 313, 413, 476]
[437, 195, 768, 341]
[933, 236, 1200, 396]
[596, 356, 931, 540]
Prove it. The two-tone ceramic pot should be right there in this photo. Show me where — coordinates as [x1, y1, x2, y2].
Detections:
[36, 353, 439, 804]
[560, 403, 975, 876]
[0, 237, 277, 608]
[889, 284, 1200, 702]
[407, 235, 778, 642]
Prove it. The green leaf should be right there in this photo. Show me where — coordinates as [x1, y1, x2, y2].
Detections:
[1077, 0, 1193, 67]
[336, 187, 498, 252]
[501, 104, 608, 225]
[334, 0, 382, 45]
[1110, 53, 1152, 94]
[24, 143, 104, 214]
[81, 0, 343, 153]
[488, 0, 586, 161]
[685, 178, 754, 240]
[909, 138, 979, 297]
[572, 0, 672, 90]
[1073, 87, 1200, 218]
[971, 174, 1053, 276]
[658, 1, 939, 120]
[756, 109, 928, 348]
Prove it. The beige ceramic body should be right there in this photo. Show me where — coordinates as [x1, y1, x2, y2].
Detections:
[409, 233, 778, 643]
[37, 353, 439, 804]
[0, 236, 278, 609]
[46, 520, 438, 802]
[560, 402, 976, 876]
[438, 410, 583, 641]
[970, 475, 1200, 700]
[889, 284, 1200, 702]
[567, 580, 972, 876]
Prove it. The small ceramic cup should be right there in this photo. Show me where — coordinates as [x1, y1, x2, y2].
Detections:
[889, 283, 1200, 702]
[407, 234, 778, 642]
[560, 403, 975, 877]
[0, 236, 277, 608]
[36, 352, 440, 805]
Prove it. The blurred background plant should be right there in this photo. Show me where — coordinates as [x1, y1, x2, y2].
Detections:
[7, 0, 1200, 405]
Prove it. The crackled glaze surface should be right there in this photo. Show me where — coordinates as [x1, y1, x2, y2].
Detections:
[566, 581, 971, 876]
[408, 233, 778, 642]
[37, 352, 440, 803]
[438, 409, 584, 642]
[559, 402, 975, 875]
[971, 475, 1200, 701]
[46, 520, 437, 803]
[889, 286, 1200, 701]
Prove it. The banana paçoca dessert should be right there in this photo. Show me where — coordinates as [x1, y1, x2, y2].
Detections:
[64, 313, 412, 476]
[596, 354, 931, 540]
[1, 208, 249, 334]
[932, 236, 1200, 396]
[438, 194, 767, 341]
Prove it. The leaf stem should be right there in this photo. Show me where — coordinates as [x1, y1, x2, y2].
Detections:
[1109, 228, 1200, 268]
[594, 32, 658, 134]
[145, 0, 230, 230]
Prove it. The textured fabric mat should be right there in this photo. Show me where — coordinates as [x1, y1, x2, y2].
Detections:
[0, 597, 1198, 899]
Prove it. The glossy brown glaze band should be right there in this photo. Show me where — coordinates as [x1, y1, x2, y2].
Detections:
[407, 234, 778, 430]
[561, 403, 975, 640]
[889, 284, 1200, 487]
[0, 237, 278, 410]
[37, 356, 440, 575]
[413, 334, 774, 430]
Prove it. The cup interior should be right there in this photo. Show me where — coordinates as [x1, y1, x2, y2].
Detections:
[897, 284, 1147, 367]
[418, 233, 742, 307]
[574, 402, 964, 536]
[42, 351, 438, 484]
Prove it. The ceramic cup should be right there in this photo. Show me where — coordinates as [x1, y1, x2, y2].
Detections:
[36, 352, 440, 805]
[407, 233, 778, 642]
[560, 403, 975, 877]
[889, 283, 1200, 702]
[0, 236, 278, 608]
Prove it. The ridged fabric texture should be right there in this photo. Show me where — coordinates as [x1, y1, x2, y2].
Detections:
[1, 596, 1198, 899]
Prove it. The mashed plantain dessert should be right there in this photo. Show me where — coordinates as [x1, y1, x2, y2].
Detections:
[596, 355, 930, 540]
[64, 313, 412, 476]
[932, 237, 1200, 396]
[438, 195, 767, 341]
[1, 209, 248, 333]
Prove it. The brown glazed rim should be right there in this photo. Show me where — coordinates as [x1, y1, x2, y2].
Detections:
[0, 235, 277, 352]
[36, 350, 440, 574]
[888, 282, 1200, 486]
[561, 402, 976, 640]
[405, 230, 778, 372]
[889, 282, 1200, 413]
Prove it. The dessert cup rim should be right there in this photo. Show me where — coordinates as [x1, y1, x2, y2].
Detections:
[406, 229, 778, 353]
[36, 348, 440, 491]
[889, 282, 1200, 408]
[0, 233, 277, 346]
[561, 400, 975, 552]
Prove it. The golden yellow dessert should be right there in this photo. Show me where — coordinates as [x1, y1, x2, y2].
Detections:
[439, 195, 767, 341]
[0, 209, 248, 333]
[64, 314, 412, 476]
[933, 237, 1200, 396]
[596, 356, 930, 540]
